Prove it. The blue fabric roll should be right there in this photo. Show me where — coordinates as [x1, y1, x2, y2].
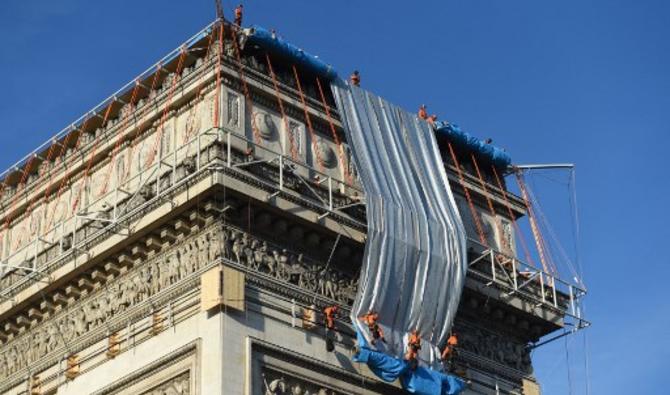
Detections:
[353, 330, 466, 395]
[244, 26, 338, 81]
[434, 121, 512, 169]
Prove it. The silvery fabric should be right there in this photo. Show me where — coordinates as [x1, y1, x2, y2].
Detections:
[331, 80, 467, 365]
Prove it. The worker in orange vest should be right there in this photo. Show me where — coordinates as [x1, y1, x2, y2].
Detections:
[427, 114, 438, 126]
[324, 305, 339, 331]
[405, 330, 422, 370]
[350, 70, 361, 87]
[234, 4, 243, 26]
[360, 310, 386, 345]
[441, 332, 458, 361]
[418, 105, 428, 120]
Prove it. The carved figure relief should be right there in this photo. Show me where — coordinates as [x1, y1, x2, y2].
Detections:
[456, 324, 532, 373]
[140, 372, 190, 395]
[287, 121, 303, 159]
[263, 370, 341, 395]
[316, 140, 337, 169]
[0, 219, 358, 381]
[255, 112, 277, 140]
[0, 226, 223, 380]
[227, 92, 240, 127]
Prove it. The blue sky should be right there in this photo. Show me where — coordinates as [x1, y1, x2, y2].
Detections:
[1, 1, 668, 393]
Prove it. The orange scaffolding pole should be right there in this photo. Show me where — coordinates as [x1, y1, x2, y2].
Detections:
[213, 22, 223, 128]
[446, 142, 488, 246]
[123, 66, 164, 183]
[490, 165, 536, 267]
[315, 77, 352, 185]
[228, 23, 262, 144]
[265, 53, 298, 161]
[145, 48, 188, 169]
[291, 64, 324, 173]
[71, 101, 116, 215]
[98, 80, 142, 196]
[43, 115, 95, 233]
[470, 154, 511, 254]
[514, 170, 556, 276]
[183, 26, 217, 144]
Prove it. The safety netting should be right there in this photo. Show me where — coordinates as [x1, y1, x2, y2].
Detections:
[331, 80, 468, 395]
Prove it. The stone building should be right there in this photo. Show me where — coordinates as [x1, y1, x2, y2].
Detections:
[0, 20, 587, 395]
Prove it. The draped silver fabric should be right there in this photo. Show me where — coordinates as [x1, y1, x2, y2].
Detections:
[331, 80, 467, 364]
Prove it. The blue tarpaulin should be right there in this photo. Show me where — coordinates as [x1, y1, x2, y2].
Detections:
[353, 330, 467, 395]
[244, 26, 338, 81]
[434, 121, 512, 169]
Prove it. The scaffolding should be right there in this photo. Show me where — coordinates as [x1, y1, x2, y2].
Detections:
[0, 19, 587, 349]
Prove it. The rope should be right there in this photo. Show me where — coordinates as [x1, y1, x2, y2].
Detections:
[446, 142, 487, 246]
[213, 22, 223, 128]
[514, 170, 555, 276]
[228, 23, 262, 144]
[470, 154, 511, 255]
[71, 101, 116, 215]
[315, 77, 352, 185]
[265, 53, 297, 161]
[145, 47, 188, 169]
[291, 64, 324, 173]
[182, 25, 217, 144]
[18, 136, 62, 237]
[124, 65, 163, 182]
[490, 165, 535, 267]
[3, 154, 39, 231]
[43, 115, 95, 232]
[98, 80, 142, 196]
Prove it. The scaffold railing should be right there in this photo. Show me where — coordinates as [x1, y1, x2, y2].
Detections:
[0, 124, 364, 302]
[0, 20, 219, 191]
[466, 237, 589, 331]
[0, 120, 588, 336]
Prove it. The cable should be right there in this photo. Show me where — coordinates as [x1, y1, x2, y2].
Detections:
[490, 165, 535, 267]
[514, 170, 554, 275]
[315, 77, 352, 185]
[145, 48, 188, 169]
[264, 53, 296, 160]
[564, 334, 573, 395]
[291, 64, 325, 173]
[470, 154, 511, 254]
[71, 100, 116, 215]
[446, 142, 487, 246]
[98, 80, 142, 196]
[228, 22, 262, 144]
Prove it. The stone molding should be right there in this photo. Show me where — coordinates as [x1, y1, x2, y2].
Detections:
[92, 341, 198, 395]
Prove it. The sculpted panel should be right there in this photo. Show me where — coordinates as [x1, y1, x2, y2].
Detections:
[263, 369, 341, 395]
[0, 226, 223, 380]
[456, 324, 532, 373]
[0, 220, 359, 381]
[140, 372, 190, 395]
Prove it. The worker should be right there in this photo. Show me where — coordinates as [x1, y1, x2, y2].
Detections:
[234, 4, 243, 26]
[441, 332, 458, 361]
[418, 105, 428, 120]
[324, 305, 339, 352]
[484, 138, 493, 144]
[324, 305, 339, 331]
[350, 70, 361, 87]
[427, 114, 438, 126]
[405, 330, 422, 370]
[360, 310, 386, 345]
